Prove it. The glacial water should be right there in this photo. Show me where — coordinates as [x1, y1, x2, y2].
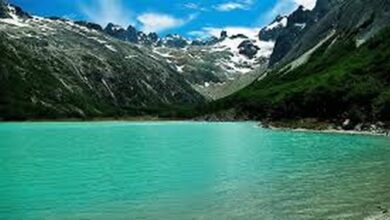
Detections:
[0, 122, 389, 220]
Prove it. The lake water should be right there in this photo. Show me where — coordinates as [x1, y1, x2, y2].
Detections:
[0, 122, 389, 220]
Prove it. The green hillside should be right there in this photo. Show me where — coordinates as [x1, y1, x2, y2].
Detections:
[193, 28, 390, 125]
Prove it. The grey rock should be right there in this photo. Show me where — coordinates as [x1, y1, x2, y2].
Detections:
[259, 15, 287, 41]
[163, 34, 188, 48]
[75, 21, 103, 32]
[238, 40, 260, 59]
[230, 34, 248, 39]
[220, 30, 228, 40]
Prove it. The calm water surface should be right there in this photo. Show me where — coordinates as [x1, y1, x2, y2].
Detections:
[0, 122, 389, 220]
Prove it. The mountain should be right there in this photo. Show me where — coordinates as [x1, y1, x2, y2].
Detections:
[267, 3, 332, 66]
[0, 4, 204, 120]
[258, 15, 288, 42]
[195, 0, 390, 130]
[270, 0, 390, 67]
[151, 31, 275, 100]
[1, 1, 285, 120]
[98, 20, 280, 100]
[3, 0, 388, 126]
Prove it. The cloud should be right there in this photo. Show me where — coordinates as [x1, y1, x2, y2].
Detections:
[215, 0, 254, 12]
[215, 2, 248, 11]
[137, 13, 197, 33]
[189, 26, 260, 38]
[184, 3, 208, 11]
[80, 0, 134, 28]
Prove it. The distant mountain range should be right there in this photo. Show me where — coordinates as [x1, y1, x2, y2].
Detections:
[0, 0, 281, 121]
[1, 0, 390, 128]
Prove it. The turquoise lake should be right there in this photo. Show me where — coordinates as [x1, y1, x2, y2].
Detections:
[0, 122, 389, 220]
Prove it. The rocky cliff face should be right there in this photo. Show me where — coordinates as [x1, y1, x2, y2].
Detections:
[268, 1, 335, 66]
[258, 15, 288, 42]
[269, 0, 390, 67]
[0, 5, 204, 120]
[104, 23, 137, 43]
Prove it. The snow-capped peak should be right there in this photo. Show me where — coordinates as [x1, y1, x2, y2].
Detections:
[0, 5, 29, 27]
[266, 16, 288, 30]
[105, 23, 124, 31]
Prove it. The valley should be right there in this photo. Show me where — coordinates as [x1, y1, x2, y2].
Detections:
[0, 0, 389, 134]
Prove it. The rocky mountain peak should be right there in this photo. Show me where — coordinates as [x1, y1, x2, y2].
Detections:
[274, 15, 286, 22]
[105, 23, 123, 31]
[125, 25, 138, 43]
[162, 34, 189, 48]
[287, 5, 313, 25]
[267, 0, 338, 66]
[74, 21, 103, 32]
[220, 30, 228, 40]
[0, 2, 31, 19]
[137, 31, 160, 45]
[104, 23, 139, 43]
[10, 4, 31, 19]
[148, 32, 159, 43]
[258, 15, 288, 41]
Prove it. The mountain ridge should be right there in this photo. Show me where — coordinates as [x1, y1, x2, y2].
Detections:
[191, 0, 390, 132]
[0, 3, 204, 120]
[1, 0, 389, 126]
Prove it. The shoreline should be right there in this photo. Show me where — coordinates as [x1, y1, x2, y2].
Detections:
[260, 119, 390, 137]
[0, 116, 176, 123]
[1, 117, 389, 137]
[266, 126, 390, 137]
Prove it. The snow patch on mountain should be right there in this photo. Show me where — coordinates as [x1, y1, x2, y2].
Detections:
[105, 44, 118, 52]
[294, 23, 307, 29]
[210, 33, 275, 73]
[266, 17, 288, 30]
[0, 5, 28, 27]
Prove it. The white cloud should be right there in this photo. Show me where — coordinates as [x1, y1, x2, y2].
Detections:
[80, 0, 133, 28]
[216, 2, 248, 11]
[184, 3, 199, 9]
[137, 13, 197, 33]
[215, 0, 254, 12]
[184, 3, 208, 11]
[189, 26, 260, 39]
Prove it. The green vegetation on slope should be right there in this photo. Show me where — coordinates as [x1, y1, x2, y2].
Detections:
[189, 28, 390, 123]
[0, 20, 204, 121]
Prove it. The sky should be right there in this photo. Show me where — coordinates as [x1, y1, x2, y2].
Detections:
[9, 0, 317, 38]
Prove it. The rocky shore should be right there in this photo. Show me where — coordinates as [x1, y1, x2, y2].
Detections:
[261, 118, 390, 136]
